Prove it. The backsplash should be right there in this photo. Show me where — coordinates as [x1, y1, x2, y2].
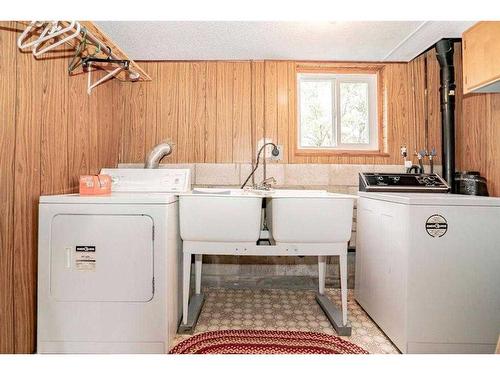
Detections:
[120, 162, 442, 189]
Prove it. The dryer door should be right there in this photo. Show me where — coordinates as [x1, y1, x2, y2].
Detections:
[50, 214, 154, 302]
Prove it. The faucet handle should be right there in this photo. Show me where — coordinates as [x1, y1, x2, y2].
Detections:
[257, 177, 277, 190]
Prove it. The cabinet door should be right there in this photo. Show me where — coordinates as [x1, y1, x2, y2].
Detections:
[50, 214, 154, 302]
[463, 22, 500, 93]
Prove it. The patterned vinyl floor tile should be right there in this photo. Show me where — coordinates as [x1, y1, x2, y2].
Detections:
[174, 287, 400, 354]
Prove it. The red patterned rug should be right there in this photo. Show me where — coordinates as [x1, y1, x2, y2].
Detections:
[170, 330, 369, 354]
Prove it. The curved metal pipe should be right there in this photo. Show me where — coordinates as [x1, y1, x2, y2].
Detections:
[435, 39, 456, 192]
[145, 141, 173, 169]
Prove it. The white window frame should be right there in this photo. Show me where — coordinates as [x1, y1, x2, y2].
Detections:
[297, 72, 379, 151]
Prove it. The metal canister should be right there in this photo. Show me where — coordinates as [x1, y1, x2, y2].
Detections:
[454, 171, 489, 196]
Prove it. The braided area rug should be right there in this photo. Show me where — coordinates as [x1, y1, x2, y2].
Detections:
[170, 330, 368, 354]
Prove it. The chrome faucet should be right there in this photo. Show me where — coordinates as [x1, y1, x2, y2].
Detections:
[256, 177, 277, 191]
[241, 142, 279, 189]
[145, 141, 173, 169]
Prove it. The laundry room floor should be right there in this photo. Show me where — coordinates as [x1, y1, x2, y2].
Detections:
[174, 288, 399, 354]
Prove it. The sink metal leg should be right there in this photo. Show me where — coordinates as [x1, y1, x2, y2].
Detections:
[318, 256, 326, 295]
[182, 251, 191, 325]
[178, 251, 206, 334]
[339, 253, 348, 326]
[315, 251, 351, 336]
[195, 254, 202, 295]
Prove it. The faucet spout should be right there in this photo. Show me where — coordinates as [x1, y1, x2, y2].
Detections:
[145, 141, 173, 169]
[241, 142, 279, 189]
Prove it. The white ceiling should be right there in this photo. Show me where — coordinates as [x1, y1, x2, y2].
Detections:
[95, 21, 475, 62]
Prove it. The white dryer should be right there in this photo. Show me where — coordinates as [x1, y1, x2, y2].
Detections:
[37, 169, 191, 353]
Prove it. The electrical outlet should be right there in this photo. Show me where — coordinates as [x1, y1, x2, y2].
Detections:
[269, 145, 283, 161]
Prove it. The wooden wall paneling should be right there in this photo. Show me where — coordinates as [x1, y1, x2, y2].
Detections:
[176, 62, 206, 163]
[40, 57, 70, 195]
[190, 62, 207, 163]
[113, 77, 126, 165]
[13, 33, 42, 354]
[67, 71, 90, 190]
[264, 61, 278, 147]
[216, 62, 234, 162]
[142, 63, 159, 154]
[176, 63, 191, 163]
[117, 71, 147, 164]
[454, 38, 490, 181]
[232, 62, 252, 163]
[384, 64, 411, 165]
[251, 61, 265, 164]
[92, 80, 119, 171]
[373, 68, 389, 166]
[487, 94, 500, 196]
[0, 21, 17, 354]
[276, 62, 290, 163]
[460, 93, 488, 172]
[205, 62, 217, 163]
[426, 49, 442, 164]
[411, 55, 427, 156]
[157, 63, 179, 163]
[403, 63, 418, 164]
[287, 62, 297, 163]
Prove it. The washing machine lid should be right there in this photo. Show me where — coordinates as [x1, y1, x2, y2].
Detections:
[40, 192, 178, 205]
[358, 192, 500, 206]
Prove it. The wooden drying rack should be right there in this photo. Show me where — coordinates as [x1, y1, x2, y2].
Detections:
[17, 20, 151, 84]
[77, 21, 151, 82]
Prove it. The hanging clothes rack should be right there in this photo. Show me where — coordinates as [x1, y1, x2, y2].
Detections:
[83, 57, 130, 95]
[16, 21, 151, 94]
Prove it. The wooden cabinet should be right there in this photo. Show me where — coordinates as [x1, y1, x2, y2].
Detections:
[462, 22, 500, 94]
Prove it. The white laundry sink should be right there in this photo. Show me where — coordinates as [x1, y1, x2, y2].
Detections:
[179, 188, 263, 243]
[266, 190, 356, 244]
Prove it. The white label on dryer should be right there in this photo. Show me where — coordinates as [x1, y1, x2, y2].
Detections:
[75, 245, 96, 271]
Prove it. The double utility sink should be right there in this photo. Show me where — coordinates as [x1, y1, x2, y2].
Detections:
[179, 188, 356, 245]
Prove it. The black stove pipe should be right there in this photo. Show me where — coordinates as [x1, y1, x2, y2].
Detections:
[435, 39, 456, 192]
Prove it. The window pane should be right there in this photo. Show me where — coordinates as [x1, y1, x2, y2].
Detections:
[299, 80, 334, 147]
[339, 82, 369, 144]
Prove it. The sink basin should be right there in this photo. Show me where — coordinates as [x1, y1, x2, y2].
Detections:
[266, 191, 356, 244]
[179, 189, 262, 243]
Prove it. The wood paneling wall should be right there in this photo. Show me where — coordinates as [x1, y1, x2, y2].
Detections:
[454, 43, 500, 196]
[0, 22, 119, 353]
[117, 60, 434, 165]
[2, 23, 500, 355]
[117, 48, 500, 195]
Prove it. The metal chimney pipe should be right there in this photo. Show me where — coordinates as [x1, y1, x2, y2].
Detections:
[435, 39, 456, 192]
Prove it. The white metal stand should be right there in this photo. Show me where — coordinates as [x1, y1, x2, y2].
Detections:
[179, 241, 351, 335]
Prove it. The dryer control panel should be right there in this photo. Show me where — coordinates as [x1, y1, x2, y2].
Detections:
[101, 168, 191, 192]
[359, 172, 450, 193]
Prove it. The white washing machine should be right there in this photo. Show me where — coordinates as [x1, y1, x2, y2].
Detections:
[355, 192, 500, 353]
[37, 168, 191, 353]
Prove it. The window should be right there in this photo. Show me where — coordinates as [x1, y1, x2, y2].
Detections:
[297, 72, 379, 151]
